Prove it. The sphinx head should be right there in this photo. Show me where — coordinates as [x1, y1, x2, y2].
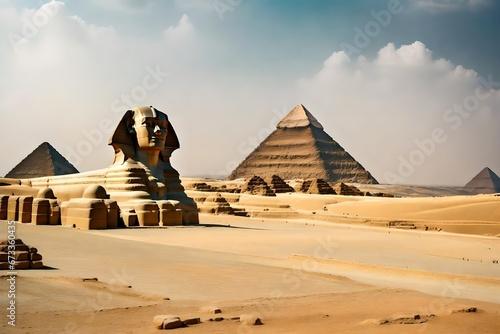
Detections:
[109, 106, 180, 165]
[130, 106, 168, 151]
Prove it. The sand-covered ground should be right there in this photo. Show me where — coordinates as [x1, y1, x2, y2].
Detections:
[1, 183, 500, 333]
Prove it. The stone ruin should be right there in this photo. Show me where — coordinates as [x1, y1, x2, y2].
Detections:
[333, 183, 364, 196]
[198, 193, 234, 215]
[299, 179, 336, 195]
[0, 238, 44, 270]
[240, 176, 276, 196]
[185, 182, 240, 193]
[264, 175, 295, 193]
[0, 106, 198, 229]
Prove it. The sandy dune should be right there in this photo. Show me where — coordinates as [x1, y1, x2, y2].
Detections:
[1, 195, 500, 333]
[1, 182, 499, 333]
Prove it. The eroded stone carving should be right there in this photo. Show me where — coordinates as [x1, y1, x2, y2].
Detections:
[0, 106, 198, 228]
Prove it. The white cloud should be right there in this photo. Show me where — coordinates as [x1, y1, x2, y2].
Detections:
[298, 41, 500, 185]
[89, 0, 155, 11]
[164, 14, 194, 42]
[412, 0, 493, 13]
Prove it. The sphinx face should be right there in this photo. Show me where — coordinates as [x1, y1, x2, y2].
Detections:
[132, 107, 168, 151]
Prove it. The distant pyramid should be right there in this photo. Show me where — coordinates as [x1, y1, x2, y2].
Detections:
[465, 167, 500, 193]
[228, 104, 378, 184]
[5, 142, 79, 179]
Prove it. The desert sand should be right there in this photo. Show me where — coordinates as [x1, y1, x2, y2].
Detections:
[1, 180, 500, 333]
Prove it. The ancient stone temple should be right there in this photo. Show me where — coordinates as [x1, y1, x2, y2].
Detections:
[228, 104, 378, 184]
[0, 106, 198, 229]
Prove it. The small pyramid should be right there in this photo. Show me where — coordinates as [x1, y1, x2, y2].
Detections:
[5, 142, 79, 179]
[199, 193, 234, 214]
[264, 175, 295, 193]
[241, 176, 276, 196]
[300, 178, 336, 195]
[334, 182, 363, 196]
[465, 167, 500, 193]
[229, 104, 377, 184]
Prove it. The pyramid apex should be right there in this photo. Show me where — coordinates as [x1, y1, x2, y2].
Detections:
[277, 104, 324, 129]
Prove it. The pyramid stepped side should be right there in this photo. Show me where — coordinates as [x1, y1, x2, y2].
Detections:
[264, 175, 295, 193]
[311, 127, 378, 184]
[5, 142, 79, 179]
[228, 127, 328, 180]
[465, 167, 500, 193]
[241, 176, 276, 196]
[229, 104, 378, 184]
[304, 179, 336, 195]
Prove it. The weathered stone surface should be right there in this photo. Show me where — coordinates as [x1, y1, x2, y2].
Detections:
[0, 239, 45, 270]
[199, 193, 234, 214]
[183, 317, 201, 325]
[240, 176, 275, 197]
[29, 260, 44, 269]
[240, 314, 263, 325]
[163, 318, 183, 330]
[199, 306, 222, 314]
[333, 183, 363, 196]
[4, 142, 79, 179]
[264, 175, 295, 193]
[13, 260, 29, 269]
[153, 315, 182, 330]
[0, 106, 199, 226]
[228, 104, 378, 184]
[300, 179, 335, 195]
[30, 253, 43, 261]
[14, 251, 29, 261]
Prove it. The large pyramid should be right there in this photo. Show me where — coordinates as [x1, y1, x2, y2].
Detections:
[5, 142, 79, 179]
[465, 167, 500, 193]
[228, 104, 378, 184]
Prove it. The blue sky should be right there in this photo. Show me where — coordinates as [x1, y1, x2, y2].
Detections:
[1, 0, 499, 185]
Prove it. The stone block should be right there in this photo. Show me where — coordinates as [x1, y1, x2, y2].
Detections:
[131, 200, 159, 226]
[18, 196, 33, 223]
[32, 198, 50, 225]
[157, 200, 182, 226]
[29, 260, 44, 269]
[7, 196, 19, 221]
[48, 199, 60, 225]
[13, 260, 29, 269]
[0, 195, 9, 220]
[104, 199, 119, 229]
[65, 199, 107, 230]
[30, 253, 42, 261]
[14, 251, 29, 261]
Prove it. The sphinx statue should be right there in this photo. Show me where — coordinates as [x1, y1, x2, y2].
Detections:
[0, 106, 198, 228]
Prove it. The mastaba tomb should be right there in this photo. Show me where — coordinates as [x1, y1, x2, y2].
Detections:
[465, 167, 500, 193]
[228, 104, 378, 184]
[0, 106, 198, 229]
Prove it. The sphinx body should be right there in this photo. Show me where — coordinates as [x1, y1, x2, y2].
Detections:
[0, 106, 198, 228]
